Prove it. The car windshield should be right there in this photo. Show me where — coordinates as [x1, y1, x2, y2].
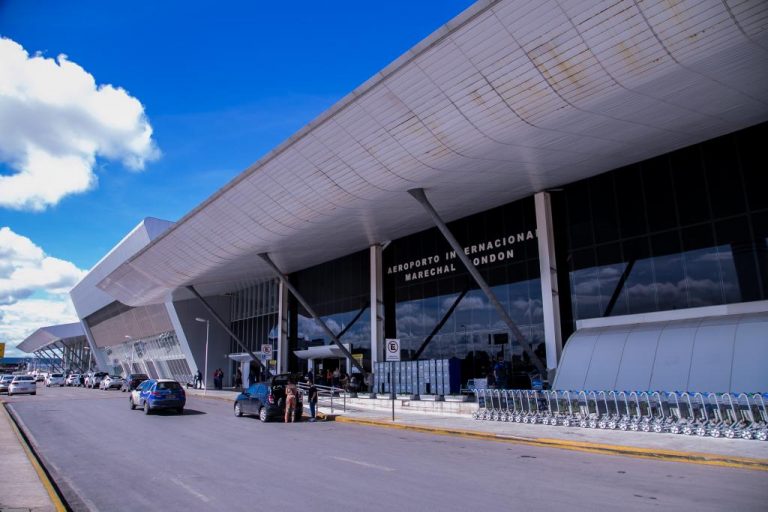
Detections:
[156, 382, 181, 390]
[52, 374, 63, 378]
[131, 374, 148, 379]
[14, 376, 33, 381]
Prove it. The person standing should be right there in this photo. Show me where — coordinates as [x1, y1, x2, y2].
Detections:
[307, 378, 318, 422]
[195, 370, 202, 389]
[284, 379, 298, 423]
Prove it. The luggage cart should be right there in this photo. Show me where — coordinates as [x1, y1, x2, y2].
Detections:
[597, 391, 618, 429]
[540, 390, 557, 425]
[752, 393, 768, 441]
[557, 390, 580, 427]
[616, 391, 633, 431]
[522, 390, 540, 423]
[633, 392, 655, 432]
[472, 388, 488, 420]
[513, 389, 527, 422]
[722, 393, 749, 439]
[492, 389, 506, 421]
[500, 389, 514, 422]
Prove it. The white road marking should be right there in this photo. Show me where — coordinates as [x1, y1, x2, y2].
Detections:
[171, 477, 211, 503]
[331, 456, 395, 472]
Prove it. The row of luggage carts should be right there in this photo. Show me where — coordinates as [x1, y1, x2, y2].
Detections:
[471, 389, 768, 441]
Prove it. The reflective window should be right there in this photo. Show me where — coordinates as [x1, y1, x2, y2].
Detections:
[562, 122, 768, 322]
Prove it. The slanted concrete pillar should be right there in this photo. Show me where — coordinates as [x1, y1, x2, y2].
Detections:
[535, 191, 563, 382]
[277, 280, 289, 374]
[370, 244, 384, 366]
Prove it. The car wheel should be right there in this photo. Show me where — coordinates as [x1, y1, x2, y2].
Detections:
[130, 398, 136, 410]
[178, 408, 184, 415]
[31, 392, 36, 395]
[234, 403, 243, 417]
[144, 401, 151, 415]
[259, 407, 268, 423]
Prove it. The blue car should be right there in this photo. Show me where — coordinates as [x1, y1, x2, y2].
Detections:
[129, 379, 186, 415]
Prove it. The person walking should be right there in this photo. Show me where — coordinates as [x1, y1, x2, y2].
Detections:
[307, 378, 318, 422]
[194, 370, 202, 389]
[284, 379, 298, 423]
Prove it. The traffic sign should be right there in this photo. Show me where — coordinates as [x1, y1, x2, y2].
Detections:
[261, 344, 272, 362]
[385, 338, 401, 362]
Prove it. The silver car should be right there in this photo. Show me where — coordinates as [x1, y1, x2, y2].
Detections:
[0, 374, 14, 393]
[9, 375, 37, 396]
[100, 375, 124, 390]
[45, 373, 66, 387]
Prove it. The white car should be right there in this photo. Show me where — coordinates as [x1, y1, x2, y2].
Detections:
[0, 374, 14, 393]
[66, 374, 81, 386]
[45, 373, 66, 387]
[100, 375, 124, 390]
[9, 375, 37, 396]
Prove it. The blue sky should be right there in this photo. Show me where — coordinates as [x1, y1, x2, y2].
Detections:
[0, 0, 474, 354]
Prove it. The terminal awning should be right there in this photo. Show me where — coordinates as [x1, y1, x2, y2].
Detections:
[97, 0, 768, 307]
[293, 345, 350, 360]
[16, 323, 86, 353]
[553, 311, 768, 394]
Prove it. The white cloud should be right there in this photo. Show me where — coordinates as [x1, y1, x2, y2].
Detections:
[0, 298, 78, 358]
[0, 227, 85, 356]
[0, 38, 159, 211]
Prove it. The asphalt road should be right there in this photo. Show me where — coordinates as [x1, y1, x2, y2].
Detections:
[5, 385, 767, 512]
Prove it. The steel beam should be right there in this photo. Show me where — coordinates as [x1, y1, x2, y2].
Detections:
[185, 286, 265, 372]
[414, 283, 470, 360]
[603, 259, 636, 317]
[408, 188, 547, 376]
[336, 304, 368, 340]
[257, 253, 365, 374]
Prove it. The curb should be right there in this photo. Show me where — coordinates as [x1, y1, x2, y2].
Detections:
[1, 402, 68, 511]
[332, 415, 768, 472]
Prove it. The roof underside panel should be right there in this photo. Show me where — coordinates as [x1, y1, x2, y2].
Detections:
[99, 0, 768, 306]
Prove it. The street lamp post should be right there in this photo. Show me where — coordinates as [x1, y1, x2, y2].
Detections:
[195, 317, 210, 395]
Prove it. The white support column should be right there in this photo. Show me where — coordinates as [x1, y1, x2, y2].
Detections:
[277, 280, 289, 374]
[370, 244, 384, 367]
[535, 191, 563, 382]
[80, 321, 110, 372]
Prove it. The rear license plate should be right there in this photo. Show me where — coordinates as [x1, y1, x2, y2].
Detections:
[166, 394, 175, 399]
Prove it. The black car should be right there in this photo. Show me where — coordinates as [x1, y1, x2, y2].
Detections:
[233, 373, 303, 422]
[121, 373, 149, 392]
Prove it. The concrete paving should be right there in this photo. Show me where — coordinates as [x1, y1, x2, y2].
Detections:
[185, 387, 768, 467]
[0, 399, 60, 512]
[7, 386, 768, 512]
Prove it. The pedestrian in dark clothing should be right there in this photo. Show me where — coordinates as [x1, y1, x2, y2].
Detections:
[235, 368, 242, 390]
[308, 379, 318, 422]
[194, 370, 202, 389]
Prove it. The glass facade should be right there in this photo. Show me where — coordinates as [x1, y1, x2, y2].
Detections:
[384, 199, 544, 382]
[228, 280, 280, 355]
[289, 250, 371, 371]
[105, 331, 192, 384]
[559, 122, 768, 325]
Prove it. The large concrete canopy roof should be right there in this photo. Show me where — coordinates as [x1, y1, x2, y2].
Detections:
[17, 323, 85, 353]
[99, 0, 768, 306]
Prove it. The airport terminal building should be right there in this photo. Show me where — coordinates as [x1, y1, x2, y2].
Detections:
[21, 0, 768, 393]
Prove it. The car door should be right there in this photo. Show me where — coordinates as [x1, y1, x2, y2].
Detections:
[133, 380, 153, 405]
[249, 384, 266, 413]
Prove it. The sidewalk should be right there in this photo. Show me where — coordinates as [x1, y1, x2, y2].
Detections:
[0, 401, 64, 512]
[185, 388, 768, 471]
